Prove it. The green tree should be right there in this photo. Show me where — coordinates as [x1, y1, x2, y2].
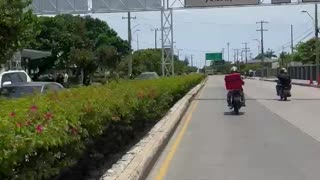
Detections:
[117, 49, 195, 77]
[183, 57, 189, 66]
[27, 15, 129, 74]
[95, 45, 119, 71]
[279, 51, 292, 68]
[255, 49, 278, 59]
[69, 48, 96, 84]
[292, 38, 318, 64]
[265, 49, 277, 58]
[0, 0, 36, 64]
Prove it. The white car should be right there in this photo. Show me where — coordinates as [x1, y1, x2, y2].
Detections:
[137, 72, 159, 80]
[0, 70, 32, 88]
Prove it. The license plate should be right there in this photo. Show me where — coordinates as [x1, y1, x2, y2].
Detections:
[283, 90, 290, 94]
[234, 97, 241, 101]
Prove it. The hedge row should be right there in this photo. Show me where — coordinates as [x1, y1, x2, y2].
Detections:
[0, 74, 204, 179]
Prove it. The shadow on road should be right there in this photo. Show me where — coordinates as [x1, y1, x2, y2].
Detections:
[277, 99, 292, 102]
[224, 111, 245, 116]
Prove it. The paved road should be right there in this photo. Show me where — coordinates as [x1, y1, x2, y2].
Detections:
[147, 76, 320, 180]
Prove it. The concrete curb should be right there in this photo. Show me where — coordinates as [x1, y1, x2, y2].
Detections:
[100, 77, 208, 180]
[259, 78, 320, 88]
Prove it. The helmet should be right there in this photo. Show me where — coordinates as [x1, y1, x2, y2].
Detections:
[279, 68, 287, 74]
[230, 66, 238, 73]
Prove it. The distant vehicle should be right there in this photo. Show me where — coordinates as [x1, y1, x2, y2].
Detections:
[0, 70, 32, 88]
[137, 72, 159, 80]
[0, 82, 64, 98]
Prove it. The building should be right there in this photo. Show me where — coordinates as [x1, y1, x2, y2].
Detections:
[8, 49, 51, 70]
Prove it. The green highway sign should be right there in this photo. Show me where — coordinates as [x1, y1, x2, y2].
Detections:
[206, 53, 223, 61]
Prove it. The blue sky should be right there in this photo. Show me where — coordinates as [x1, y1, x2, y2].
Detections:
[90, 2, 317, 67]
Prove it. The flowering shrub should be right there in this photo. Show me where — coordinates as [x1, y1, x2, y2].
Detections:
[0, 74, 204, 179]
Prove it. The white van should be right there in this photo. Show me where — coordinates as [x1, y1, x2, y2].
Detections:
[0, 70, 32, 88]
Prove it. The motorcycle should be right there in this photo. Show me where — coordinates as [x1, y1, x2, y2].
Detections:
[231, 90, 243, 115]
[279, 84, 291, 101]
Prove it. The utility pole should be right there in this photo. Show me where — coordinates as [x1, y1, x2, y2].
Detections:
[136, 33, 139, 50]
[256, 21, 268, 77]
[315, 4, 320, 82]
[176, 49, 182, 60]
[222, 48, 225, 60]
[291, 24, 294, 54]
[233, 49, 236, 64]
[242, 42, 249, 64]
[236, 49, 240, 70]
[122, 12, 136, 77]
[191, 55, 194, 67]
[241, 50, 244, 62]
[233, 49, 240, 69]
[233, 49, 239, 64]
[151, 28, 160, 49]
[227, 42, 230, 62]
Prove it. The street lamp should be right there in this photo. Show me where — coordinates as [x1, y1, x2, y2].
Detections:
[151, 28, 160, 49]
[133, 29, 141, 50]
[133, 29, 140, 35]
[132, 24, 140, 29]
[252, 39, 261, 56]
[301, 10, 314, 21]
[302, 6, 319, 82]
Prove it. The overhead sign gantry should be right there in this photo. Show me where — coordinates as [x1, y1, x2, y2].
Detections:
[30, 0, 320, 77]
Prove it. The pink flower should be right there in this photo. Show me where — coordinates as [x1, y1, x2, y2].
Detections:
[25, 121, 32, 126]
[35, 125, 43, 133]
[30, 105, 38, 112]
[9, 112, 16, 118]
[137, 91, 144, 99]
[16, 122, 22, 128]
[70, 127, 78, 135]
[111, 116, 120, 121]
[44, 112, 53, 120]
[84, 105, 93, 113]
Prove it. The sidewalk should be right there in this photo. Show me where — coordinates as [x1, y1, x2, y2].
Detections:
[257, 77, 320, 88]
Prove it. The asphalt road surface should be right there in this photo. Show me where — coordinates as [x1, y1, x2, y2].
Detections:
[147, 76, 320, 180]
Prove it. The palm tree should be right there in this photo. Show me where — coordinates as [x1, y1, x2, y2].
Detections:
[265, 49, 277, 59]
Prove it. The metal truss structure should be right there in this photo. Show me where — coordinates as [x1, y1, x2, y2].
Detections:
[31, 0, 88, 14]
[160, 0, 183, 76]
[30, 0, 320, 76]
[91, 0, 162, 13]
[161, 8, 174, 76]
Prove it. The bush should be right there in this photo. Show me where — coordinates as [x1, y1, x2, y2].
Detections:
[0, 74, 204, 179]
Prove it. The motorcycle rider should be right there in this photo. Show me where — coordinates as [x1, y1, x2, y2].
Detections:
[276, 68, 292, 96]
[227, 66, 246, 107]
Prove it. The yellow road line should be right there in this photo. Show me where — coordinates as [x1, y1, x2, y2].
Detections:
[155, 100, 200, 180]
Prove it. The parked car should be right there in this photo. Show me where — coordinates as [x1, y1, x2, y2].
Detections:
[0, 82, 64, 98]
[0, 70, 32, 88]
[137, 72, 159, 80]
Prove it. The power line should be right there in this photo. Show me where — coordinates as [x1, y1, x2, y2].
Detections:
[274, 31, 313, 53]
[256, 20, 268, 61]
[138, 16, 313, 26]
[273, 24, 314, 53]
[242, 42, 250, 64]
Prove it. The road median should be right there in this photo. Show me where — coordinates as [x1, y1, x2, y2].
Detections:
[100, 77, 207, 180]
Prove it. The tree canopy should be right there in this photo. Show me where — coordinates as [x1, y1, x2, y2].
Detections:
[0, 0, 37, 64]
[2, 8, 197, 79]
[117, 49, 197, 77]
[291, 38, 318, 64]
[255, 49, 278, 59]
[26, 15, 130, 75]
